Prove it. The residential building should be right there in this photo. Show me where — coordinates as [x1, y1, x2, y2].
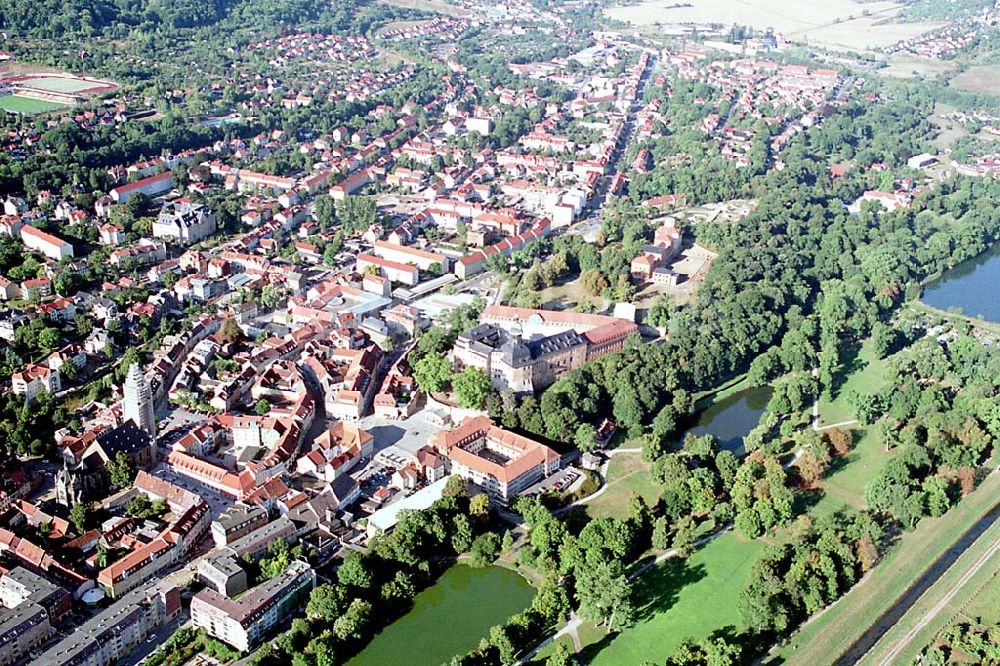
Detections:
[38, 582, 181, 665]
[0, 567, 72, 622]
[433, 416, 561, 503]
[110, 171, 173, 203]
[20, 225, 74, 261]
[11, 364, 60, 401]
[0, 599, 50, 666]
[191, 560, 315, 652]
[356, 253, 419, 286]
[211, 505, 269, 548]
[372, 240, 450, 272]
[153, 200, 217, 244]
[96, 493, 209, 598]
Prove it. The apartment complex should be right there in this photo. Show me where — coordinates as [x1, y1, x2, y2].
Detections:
[0, 568, 72, 666]
[20, 224, 74, 261]
[39, 582, 181, 666]
[191, 560, 315, 652]
[96, 472, 210, 598]
[210, 504, 268, 547]
[432, 416, 561, 503]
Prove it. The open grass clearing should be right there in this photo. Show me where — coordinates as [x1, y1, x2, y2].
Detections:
[584, 453, 660, 520]
[574, 532, 765, 665]
[0, 61, 61, 77]
[950, 65, 1000, 96]
[819, 428, 888, 505]
[817, 340, 888, 426]
[605, 0, 943, 52]
[539, 276, 599, 312]
[929, 102, 970, 151]
[770, 467, 1000, 665]
[882, 54, 959, 79]
[0, 95, 69, 114]
[376, 0, 466, 17]
[528, 635, 575, 664]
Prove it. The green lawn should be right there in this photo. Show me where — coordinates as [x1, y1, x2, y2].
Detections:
[578, 533, 764, 664]
[0, 95, 69, 114]
[816, 341, 887, 426]
[585, 453, 661, 519]
[819, 427, 887, 506]
[963, 568, 1000, 624]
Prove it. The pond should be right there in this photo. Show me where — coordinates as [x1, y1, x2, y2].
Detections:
[346, 565, 534, 666]
[921, 244, 1000, 323]
[672, 385, 773, 456]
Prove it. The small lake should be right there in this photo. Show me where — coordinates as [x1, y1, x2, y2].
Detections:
[673, 385, 772, 456]
[921, 244, 1000, 323]
[347, 565, 534, 666]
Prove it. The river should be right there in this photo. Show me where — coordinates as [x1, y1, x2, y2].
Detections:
[346, 565, 534, 666]
[921, 244, 1000, 322]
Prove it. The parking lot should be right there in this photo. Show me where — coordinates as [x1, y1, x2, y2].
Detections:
[522, 467, 583, 497]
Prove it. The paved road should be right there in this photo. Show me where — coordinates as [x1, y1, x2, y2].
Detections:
[833, 492, 1000, 665]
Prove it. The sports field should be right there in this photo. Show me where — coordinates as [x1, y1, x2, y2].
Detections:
[0, 95, 69, 114]
[606, 0, 943, 51]
[17, 76, 100, 93]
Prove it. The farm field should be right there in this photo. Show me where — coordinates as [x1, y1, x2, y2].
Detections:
[606, 0, 943, 51]
[579, 533, 765, 665]
[0, 95, 69, 114]
[949, 64, 1000, 96]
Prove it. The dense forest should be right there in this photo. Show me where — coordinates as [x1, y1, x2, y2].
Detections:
[0, 0, 362, 36]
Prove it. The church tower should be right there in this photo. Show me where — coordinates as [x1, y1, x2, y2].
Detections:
[123, 363, 156, 440]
